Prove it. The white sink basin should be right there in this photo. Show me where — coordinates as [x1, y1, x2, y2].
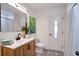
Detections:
[1, 37, 35, 49]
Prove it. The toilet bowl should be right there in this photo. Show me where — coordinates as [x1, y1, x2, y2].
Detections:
[36, 42, 46, 56]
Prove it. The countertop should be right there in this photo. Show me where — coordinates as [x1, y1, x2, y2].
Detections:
[1, 37, 35, 49]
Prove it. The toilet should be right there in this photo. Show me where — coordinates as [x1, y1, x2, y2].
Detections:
[35, 39, 46, 56]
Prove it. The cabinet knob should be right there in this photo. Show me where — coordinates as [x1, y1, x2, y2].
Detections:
[27, 44, 30, 50]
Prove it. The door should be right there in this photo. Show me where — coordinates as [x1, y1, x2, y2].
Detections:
[49, 15, 64, 51]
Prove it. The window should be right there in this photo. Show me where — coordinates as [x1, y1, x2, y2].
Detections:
[54, 20, 58, 39]
[1, 12, 14, 32]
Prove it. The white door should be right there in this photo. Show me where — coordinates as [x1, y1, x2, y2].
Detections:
[48, 15, 64, 51]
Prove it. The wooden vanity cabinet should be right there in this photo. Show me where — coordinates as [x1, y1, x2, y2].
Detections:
[0, 46, 2, 56]
[1, 40, 36, 56]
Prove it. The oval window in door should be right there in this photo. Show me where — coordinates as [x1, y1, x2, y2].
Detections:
[54, 20, 58, 39]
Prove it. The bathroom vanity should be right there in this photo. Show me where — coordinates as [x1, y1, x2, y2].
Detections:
[0, 38, 36, 56]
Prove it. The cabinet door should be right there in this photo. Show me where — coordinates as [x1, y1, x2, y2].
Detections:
[2, 46, 14, 56]
[14, 45, 24, 56]
[14, 47, 20, 56]
[26, 40, 35, 56]
[14, 43, 28, 56]
[0, 46, 1, 56]
[23, 44, 28, 56]
[19, 46, 24, 56]
[30, 40, 36, 56]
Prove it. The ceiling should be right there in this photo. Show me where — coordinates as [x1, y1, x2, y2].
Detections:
[20, 3, 67, 12]
[1, 3, 67, 15]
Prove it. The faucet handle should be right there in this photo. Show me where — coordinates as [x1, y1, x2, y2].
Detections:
[16, 33, 21, 40]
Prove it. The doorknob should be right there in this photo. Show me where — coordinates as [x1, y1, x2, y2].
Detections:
[49, 34, 52, 36]
[75, 50, 79, 56]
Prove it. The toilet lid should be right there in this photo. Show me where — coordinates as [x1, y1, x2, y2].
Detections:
[36, 43, 45, 48]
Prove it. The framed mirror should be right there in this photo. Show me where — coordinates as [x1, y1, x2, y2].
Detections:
[0, 3, 27, 32]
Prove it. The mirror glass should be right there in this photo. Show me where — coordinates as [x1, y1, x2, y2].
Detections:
[1, 3, 27, 32]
